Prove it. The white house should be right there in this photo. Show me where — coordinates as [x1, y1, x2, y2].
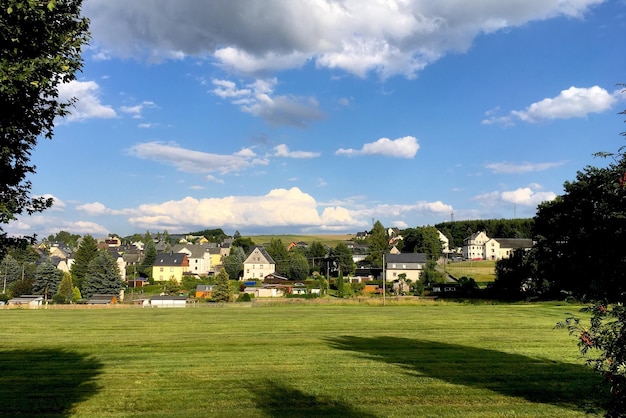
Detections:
[242, 246, 276, 281]
[172, 244, 212, 276]
[385, 253, 427, 282]
[463, 231, 490, 260]
[484, 238, 533, 261]
[438, 230, 450, 254]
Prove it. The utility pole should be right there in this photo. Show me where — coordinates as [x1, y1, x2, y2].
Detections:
[382, 252, 386, 306]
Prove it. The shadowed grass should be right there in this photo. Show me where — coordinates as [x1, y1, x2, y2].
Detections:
[249, 379, 376, 417]
[326, 335, 606, 414]
[0, 349, 102, 416]
[0, 303, 607, 416]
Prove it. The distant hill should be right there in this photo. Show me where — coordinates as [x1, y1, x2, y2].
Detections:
[247, 234, 354, 248]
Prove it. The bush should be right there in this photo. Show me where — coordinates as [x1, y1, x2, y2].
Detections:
[237, 292, 252, 302]
[52, 293, 67, 304]
[558, 302, 626, 417]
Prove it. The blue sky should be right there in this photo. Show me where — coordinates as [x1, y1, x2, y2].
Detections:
[9, 0, 626, 238]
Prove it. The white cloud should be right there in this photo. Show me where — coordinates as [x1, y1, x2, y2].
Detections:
[57, 80, 116, 122]
[127, 187, 366, 232]
[84, 0, 603, 78]
[474, 184, 556, 208]
[6, 215, 110, 236]
[336, 136, 419, 158]
[483, 86, 619, 125]
[120, 101, 156, 119]
[274, 144, 320, 159]
[75, 202, 109, 215]
[127, 141, 266, 174]
[485, 161, 565, 174]
[352, 201, 453, 219]
[211, 78, 324, 127]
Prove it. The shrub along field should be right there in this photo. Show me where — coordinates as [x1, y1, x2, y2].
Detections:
[0, 302, 606, 417]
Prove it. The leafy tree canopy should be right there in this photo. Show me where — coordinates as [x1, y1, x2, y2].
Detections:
[0, 0, 90, 256]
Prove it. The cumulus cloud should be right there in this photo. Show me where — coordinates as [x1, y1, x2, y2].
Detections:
[474, 184, 556, 208]
[84, 0, 603, 78]
[336, 136, 419, 158]
[211, 78, 324, 127]
[127, 141, 268, 175]
[6, 215, 110, 236]
[352, 201, 453, 219]
[57, 80, 116, 122]
[127, 187, 367, 231]
[483, 86, 620, 125]
[273, 144, 320, 159]
[485, 161, 565, 174]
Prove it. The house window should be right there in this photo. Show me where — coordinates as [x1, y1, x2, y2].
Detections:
[402, 264, 406, 268]
[170, 267, 174, 272]
[393, 272, 397, 277]
[160, 267, 164, 272]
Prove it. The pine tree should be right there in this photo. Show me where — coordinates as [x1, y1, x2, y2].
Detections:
[70, 235, 98, 290]
[82, 251, 123, 297]
[56, 272, 73, 302]
[32, 260, 63, 299]
[212, 269, 232, 302]
[141, 233, 157, 278]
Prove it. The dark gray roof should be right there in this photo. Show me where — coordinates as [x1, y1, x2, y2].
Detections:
[493, 238, 533, 249]
[386, 253, 427, 264]
[154, 253, 187, 266]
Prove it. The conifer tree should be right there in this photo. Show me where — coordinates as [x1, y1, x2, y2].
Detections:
[212, 269, 232, 302]
[56, 272, 73, 303]
[70, 235, 98, 290]
[32, 260, 62, 299]
[82, 251, 123, 297]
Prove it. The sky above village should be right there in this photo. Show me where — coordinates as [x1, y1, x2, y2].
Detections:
[8, 0, 626, 238]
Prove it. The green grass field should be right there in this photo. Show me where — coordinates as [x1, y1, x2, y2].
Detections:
[0, 302, 606, 417]
[444, 260, 497, 283]
[249, 234, 353, 247]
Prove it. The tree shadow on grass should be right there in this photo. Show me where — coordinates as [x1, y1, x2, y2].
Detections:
[249, 379, 377, 418]
[326, 336, 607, 415]
[0, 348, 102, 417]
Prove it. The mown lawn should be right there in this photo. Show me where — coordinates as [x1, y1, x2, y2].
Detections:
[0, 302, 606, 417]
[444, 260, 497, 283]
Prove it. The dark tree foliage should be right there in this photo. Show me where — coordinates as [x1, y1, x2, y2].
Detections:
[223, 245, 245, 280]
[9, 277, 32, 297]
[0, 0, 90, 256]
[46, 230, 80, 249]
[266, 238, 288, 275]
[491, 249, 546, 299]
[401, 226, 443, 260]
[305, 241, 327, 272]
[70, 235, 98, 290]
[82, 251, 123, 297]
[212, 269, 231, 302]
[366, 220, 388, 267]
[188, 228, 228, 243]
[1, 254, 22, 290]
[140, 234, 157, 278]
[288, 252, 309, 281]
[436, 219, 534, 248]
[32, 260, 62, 299]
[232, 236, 255, 252]
[328, 242, 354, 277]
[533, 158, 626, 302]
